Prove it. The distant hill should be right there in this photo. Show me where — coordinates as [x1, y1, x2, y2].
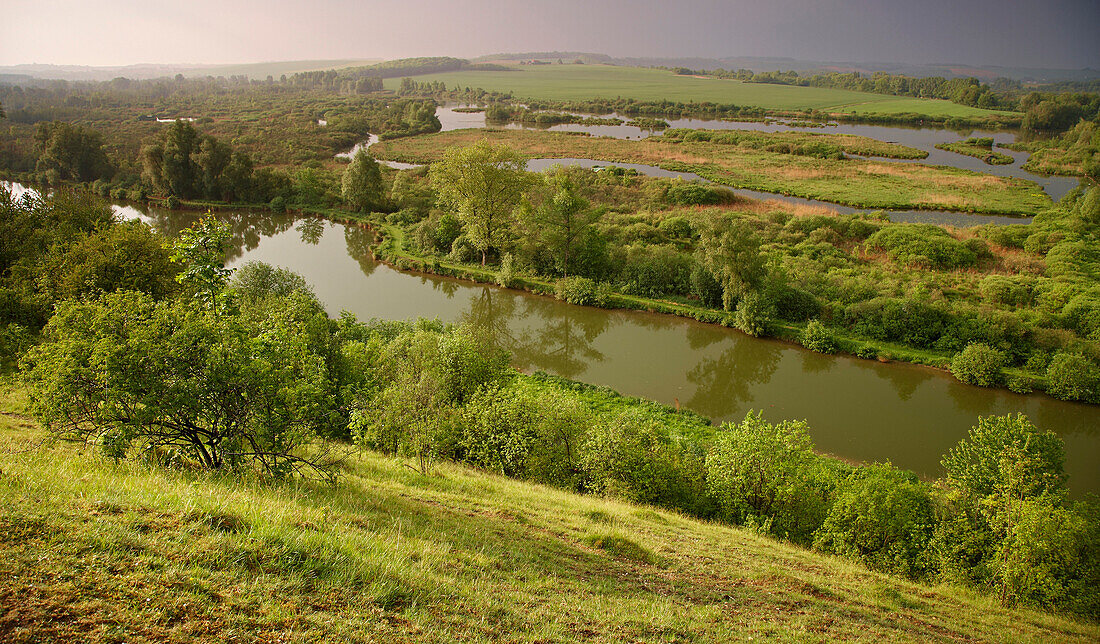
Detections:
[0, 59, 381, 82]
[4, 54, 1096, 85]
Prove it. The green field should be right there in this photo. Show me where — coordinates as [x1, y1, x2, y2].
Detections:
[382, 64, 1020, 118]
[1, 385, 1095, 643]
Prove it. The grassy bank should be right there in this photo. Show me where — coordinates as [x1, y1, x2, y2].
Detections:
[381, 64, 1019, 120]
[371, 128, 1051, 215]
[365, 219, 1049, 395]
[1, 384, 1095, 643]
[935, 138, 1015, 165]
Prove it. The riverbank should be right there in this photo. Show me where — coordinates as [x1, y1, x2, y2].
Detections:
[355, 214, 1053, 400]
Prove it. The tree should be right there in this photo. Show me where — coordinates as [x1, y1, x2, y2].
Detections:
[22, 289, 341, 479]
[430, 140, 530, 265]
[170, 217, 234, 310]
[530, 169, 602, 277]
[706, 411, 829, 542]
[942, 414, 1066, 502]
[341, 150, 384, 213]
[695, 217, 767, 311]
[33, 121, 112, 183]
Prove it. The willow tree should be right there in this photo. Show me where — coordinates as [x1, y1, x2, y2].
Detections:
[430, 140, 530, 265]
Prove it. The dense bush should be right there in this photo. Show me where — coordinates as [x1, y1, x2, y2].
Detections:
[706, 412, 831, 544]
[865, 225, 981, 269]
[800, 319, 837, 354]
[813, 464, 936, 579]
[1045, 352, 1100, 403]
[951, 343, 1007, 387]
[555, 276, 608, 307]
[733, 291, 774, 337]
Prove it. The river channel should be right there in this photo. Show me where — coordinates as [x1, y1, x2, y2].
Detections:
[23, 184, 1085, 495]
[6, 109, 1096, 492]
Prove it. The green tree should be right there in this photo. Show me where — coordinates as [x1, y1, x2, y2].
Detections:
[430, 140, 530, 265]
[170, 217, 234, 310]
[706, 411, 829, 542]
[530, 169, 602, 277]
[695, 217, 767, 311]
[33, 121, 113, 183]
[22, 290, 340, 479]
[341, 150, 385, 213]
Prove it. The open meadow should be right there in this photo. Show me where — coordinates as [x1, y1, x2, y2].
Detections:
[382, 64, 1022, 118]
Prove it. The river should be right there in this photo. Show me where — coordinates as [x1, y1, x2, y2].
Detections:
[10, 185, 1082, 494]
[5, 110, 1097, 492]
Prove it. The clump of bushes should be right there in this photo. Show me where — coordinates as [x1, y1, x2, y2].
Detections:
[951, 343, 1007, 387]
[800, 319, 837, 354]
[555, 276, 609, 307]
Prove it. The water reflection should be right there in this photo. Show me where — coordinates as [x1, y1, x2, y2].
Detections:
[686, 341, 783, 418]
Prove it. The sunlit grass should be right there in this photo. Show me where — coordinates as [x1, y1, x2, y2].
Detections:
[1, 383, 1096, 642]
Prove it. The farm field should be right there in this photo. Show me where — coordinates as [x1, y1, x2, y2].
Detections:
[382, 64, 1021, 118]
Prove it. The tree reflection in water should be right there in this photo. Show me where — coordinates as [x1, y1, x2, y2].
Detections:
[686, 340, 782, 419]
[515, 296, 611, 379]
[343, 225, 378, 277]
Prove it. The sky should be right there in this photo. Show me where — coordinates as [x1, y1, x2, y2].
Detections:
[1, 0, 1097, 70]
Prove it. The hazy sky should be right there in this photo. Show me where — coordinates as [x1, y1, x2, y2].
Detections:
[2, 0, 1097, 69]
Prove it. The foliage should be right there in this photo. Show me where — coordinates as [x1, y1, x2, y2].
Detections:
[950, 342, 1007, 387]
[22, 290, 340, 479]
[1045, 352, 1100, 403]
[582, 408, 707, 513]
[554, 276, 608, 307]
[694, 218, 767, 311]
[33, 121, 113, 183]
[169, 217, 234, 310]
[813, 464, 936, 579]
[706, 412, 829, 543]
[800, 319, 837, 354]
[733, 290, 774, 337]
[429, 140, 531, 265]
[341, 150, 385, 213]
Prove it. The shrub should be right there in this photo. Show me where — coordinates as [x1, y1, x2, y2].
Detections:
[665, 181, 722, 205]
[865, 225, 978, 269]
[706, 411, 832, 544]
[689, 264, 723, 308]
[733, 291, 773, 337]
[813, 464, 937, 579]
[1045, 352, 1100, 403]
[951, 343, 1006, 387]
[555, 276, 608, 307]
[582, 409, 706, 512]
[658, 216, 693, 240]
[800, 320, 837, 354]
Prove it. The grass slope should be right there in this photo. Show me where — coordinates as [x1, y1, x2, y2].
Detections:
[382, 64, 1019, 119]
[2, 385, 1095, 643]
[371, 129, 1051, 215]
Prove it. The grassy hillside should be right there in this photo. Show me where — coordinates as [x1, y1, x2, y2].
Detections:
[1, 384, 1095, 643]
[381, 64, 1019, 119]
